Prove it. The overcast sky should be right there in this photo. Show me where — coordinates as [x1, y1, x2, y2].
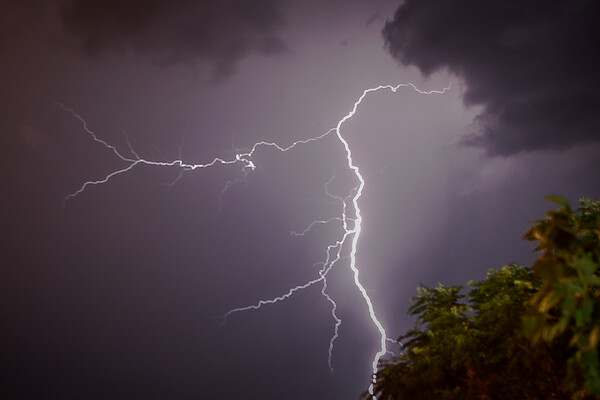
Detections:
[2, 1, 599, 399]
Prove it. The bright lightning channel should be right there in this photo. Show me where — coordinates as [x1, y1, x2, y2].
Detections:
[62, 82, 449, 399]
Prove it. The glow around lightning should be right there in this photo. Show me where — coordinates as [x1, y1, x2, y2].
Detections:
[63, 82, 449, 398]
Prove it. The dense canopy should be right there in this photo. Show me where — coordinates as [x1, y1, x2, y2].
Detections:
[368, 198, 600, 399]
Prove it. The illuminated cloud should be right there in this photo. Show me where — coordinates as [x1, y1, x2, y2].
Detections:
[383, 0, 600, 156]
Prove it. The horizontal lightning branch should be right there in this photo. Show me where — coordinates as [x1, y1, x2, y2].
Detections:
[62, 82, 450, 399]
[59, 101, 335, 205]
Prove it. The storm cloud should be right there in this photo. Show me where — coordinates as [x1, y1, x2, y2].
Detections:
[383, 0, 600, 156]
[60, 0, 287, 76]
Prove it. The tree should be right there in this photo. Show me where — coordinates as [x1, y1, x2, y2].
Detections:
[523, 197, 600, 397]
[366, 265, 569, 400]
[367, 198, 600, 400]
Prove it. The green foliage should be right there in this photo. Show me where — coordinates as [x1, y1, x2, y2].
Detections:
[366, 264, 568, 400]
[367, 198, 600, 400]
[523, 197, 600, 397]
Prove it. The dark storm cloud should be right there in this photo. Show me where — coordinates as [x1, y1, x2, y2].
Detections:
[383, 0, 600, 156]
[60, 0, 287, 76]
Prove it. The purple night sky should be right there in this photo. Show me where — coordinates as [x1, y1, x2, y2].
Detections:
[2, 1, 599, 399]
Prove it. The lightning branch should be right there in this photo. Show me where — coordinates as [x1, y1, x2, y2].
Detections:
[62, 82, 449, 399]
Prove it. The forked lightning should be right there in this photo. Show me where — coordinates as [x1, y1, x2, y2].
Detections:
[63, 82, 449, 399]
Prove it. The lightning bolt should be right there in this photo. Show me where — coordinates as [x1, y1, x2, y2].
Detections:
[62, 82, 450, 399]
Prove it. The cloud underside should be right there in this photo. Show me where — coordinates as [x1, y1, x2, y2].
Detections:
[383, 0, 600, 156]
[60, 0, 287, 77]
